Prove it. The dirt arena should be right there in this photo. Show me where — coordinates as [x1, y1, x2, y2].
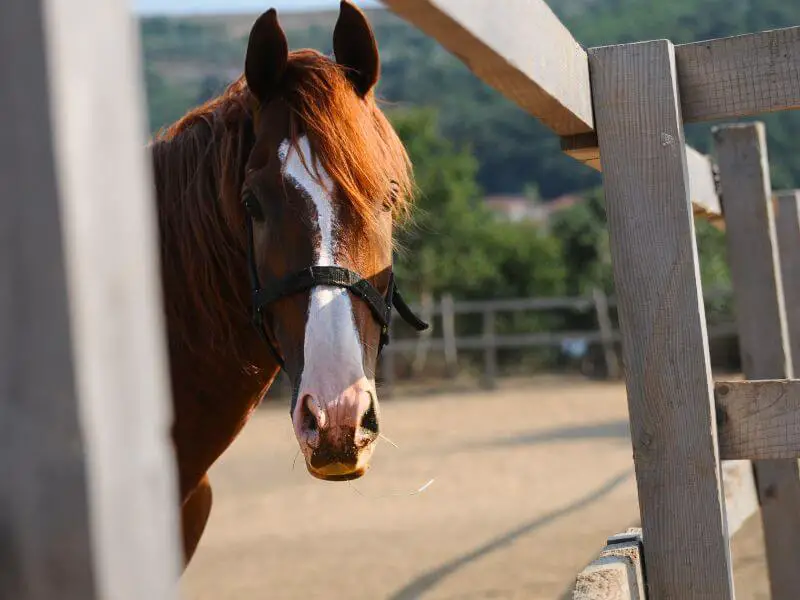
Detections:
[181, 377, 771, 599]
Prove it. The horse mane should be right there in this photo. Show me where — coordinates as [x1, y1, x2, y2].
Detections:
[148, 49, 413, 360]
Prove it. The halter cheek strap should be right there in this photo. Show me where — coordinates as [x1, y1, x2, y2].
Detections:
[242, 203, 429, 371]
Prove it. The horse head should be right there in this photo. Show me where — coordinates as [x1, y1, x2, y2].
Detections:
[240, 2, 425, 481]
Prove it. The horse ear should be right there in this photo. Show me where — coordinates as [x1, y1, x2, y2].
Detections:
[245, 8, 289, 104]
[333, 1, 380, 97]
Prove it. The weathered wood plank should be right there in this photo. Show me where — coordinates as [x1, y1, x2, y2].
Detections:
[561, 131, 602, 171]
[716, 380, 800, 460]
[561, 136, 724, 222]
[590, 39, 734, 599]
[381, 0, 593, 135]
[42, 0, 182, 597]
[572, 529, 645, 600]
[0, 0, 96, 596]
[714, 122, 800, 600]
[775, 190, 800, 369]
[385, 4, 799, 137]
[678, 27, 800, 123]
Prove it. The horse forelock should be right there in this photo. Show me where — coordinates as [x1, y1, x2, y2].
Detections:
[148, 48, 412, 363]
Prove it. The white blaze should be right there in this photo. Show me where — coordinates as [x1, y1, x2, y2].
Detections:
[279, 137, 366, 405]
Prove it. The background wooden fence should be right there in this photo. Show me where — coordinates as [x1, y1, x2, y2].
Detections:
[379, 287, 738, 390]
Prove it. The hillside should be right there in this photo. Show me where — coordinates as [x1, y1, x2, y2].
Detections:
[140, 2, 800, 200]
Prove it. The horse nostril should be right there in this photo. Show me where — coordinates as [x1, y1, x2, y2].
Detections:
[306, 411, 317, 433]
[360, 393, 379, 436]
[300, 394, 325, 434]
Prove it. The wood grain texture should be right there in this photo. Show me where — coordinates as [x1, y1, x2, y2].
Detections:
[590, 39, 734, 599]
[714, 124, 792, 379]
[42, 0, 182, 597]
[572, 529, 645, 600]
[561, 132, 603, 171]
[716, 380, 800, 460]
[678, 27, 800, 123]
[0, 0, 96, 597]
[713, 122, 800, 600]
[382, 0, 593, 135]
[775, 190, 800, 370]
[561, 135, 724, 223]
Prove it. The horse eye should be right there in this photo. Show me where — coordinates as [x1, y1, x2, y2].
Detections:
[242, 190, 265, 221]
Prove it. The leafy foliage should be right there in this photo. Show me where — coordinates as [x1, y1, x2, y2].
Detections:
[139, 2, 800, 198]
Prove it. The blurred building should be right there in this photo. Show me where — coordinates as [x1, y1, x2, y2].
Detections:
[483, 193, 584, 225]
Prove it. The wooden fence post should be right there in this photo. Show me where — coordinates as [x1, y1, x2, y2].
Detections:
[0, 0, 181, 597]
[441, 294, 458, 377]
[590, 40, 735, 599]
[775, 190, 800, 367]
[592, 287, 620, 379]
[714, 124, 800, 600]
[482, 309, 497, 389]
[411, 291, 435, 376]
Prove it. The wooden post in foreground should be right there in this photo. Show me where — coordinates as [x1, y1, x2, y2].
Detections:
[0, 0, 181, 598]
[590, 40, 734, 599]
[714, 124, 800, 600]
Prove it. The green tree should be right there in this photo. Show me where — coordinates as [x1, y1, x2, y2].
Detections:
[549, 188, 611, 296]
[391, 107, 565, 302]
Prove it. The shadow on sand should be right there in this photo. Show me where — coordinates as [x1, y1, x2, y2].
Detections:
[389, 468, 634, 600]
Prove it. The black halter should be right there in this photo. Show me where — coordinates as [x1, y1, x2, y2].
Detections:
[242, 194, 429, 371]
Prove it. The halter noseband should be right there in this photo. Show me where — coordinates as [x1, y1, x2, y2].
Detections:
[242, 192, 429, 371]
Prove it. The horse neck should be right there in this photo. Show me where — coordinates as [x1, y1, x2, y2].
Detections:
[150, 118, 276, 394]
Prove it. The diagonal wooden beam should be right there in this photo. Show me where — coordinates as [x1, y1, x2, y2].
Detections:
[380, 0, 594, 135]
[561, 133, 724, 221]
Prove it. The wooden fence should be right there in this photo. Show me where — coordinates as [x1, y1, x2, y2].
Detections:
[4, 0, 800, 598]
[380, 288, 738, 390]
[379, 2, 800, 599]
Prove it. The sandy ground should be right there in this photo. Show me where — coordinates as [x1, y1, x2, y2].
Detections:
[180, 377, 770, 599]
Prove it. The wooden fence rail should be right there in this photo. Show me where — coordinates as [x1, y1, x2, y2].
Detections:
[380, 289, 738, 390]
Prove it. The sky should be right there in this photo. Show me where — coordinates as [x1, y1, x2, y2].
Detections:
[134, 0, 381, 15]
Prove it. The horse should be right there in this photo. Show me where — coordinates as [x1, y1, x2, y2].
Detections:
[148, 1, 427, 565]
